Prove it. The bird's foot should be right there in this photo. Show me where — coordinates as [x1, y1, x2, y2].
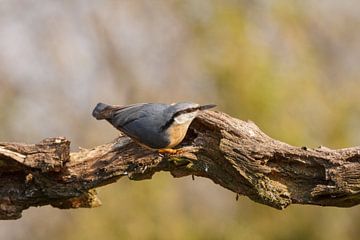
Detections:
[158, 148, 183, 155]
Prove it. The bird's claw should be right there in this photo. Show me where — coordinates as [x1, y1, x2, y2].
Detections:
[158, 148, 183, 155]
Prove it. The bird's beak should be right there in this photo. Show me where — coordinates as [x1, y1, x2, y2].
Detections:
[199, 104, 216, 110]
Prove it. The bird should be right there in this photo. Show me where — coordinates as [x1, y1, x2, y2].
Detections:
[92, 102, 216, 154]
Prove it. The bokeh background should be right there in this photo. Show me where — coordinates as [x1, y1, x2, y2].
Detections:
[1, 0, 360, 239]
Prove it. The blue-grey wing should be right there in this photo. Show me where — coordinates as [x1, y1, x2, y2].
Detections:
[110, 103, 170, 148]
[110, 103, 150, 128]
[122, 117, 170, 149]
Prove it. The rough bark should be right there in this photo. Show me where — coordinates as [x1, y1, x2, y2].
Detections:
[1, 111, 360, 220]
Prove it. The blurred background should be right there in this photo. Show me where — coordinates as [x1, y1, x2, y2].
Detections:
[1, 0, 360, 239]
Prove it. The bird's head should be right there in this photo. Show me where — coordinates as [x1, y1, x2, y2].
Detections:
[162, 102, 216, 130]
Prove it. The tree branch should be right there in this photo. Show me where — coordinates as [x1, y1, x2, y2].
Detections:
[1, 111, 360, 219]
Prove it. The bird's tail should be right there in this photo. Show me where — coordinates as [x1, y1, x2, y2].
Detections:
[92, 102, 121, 120]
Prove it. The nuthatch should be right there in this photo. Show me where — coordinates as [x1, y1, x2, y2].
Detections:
[92, 102, 216, 153]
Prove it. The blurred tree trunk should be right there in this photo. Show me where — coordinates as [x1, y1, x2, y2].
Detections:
[1, 111, 360, 220]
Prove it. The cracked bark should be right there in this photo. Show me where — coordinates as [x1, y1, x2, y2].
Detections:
[1, 111, 360, 220]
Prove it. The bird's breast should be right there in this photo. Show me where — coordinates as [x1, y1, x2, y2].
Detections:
[165, 122, 191, 148]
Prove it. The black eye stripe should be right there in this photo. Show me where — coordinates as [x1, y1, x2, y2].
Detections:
[172, 107, 199, 118]
[161, 104, 215, 131]
[160, 108, 197, 131]
[174, 104, 216, 117]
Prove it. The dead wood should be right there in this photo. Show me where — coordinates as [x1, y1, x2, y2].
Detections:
[1, 111, 360, 219]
